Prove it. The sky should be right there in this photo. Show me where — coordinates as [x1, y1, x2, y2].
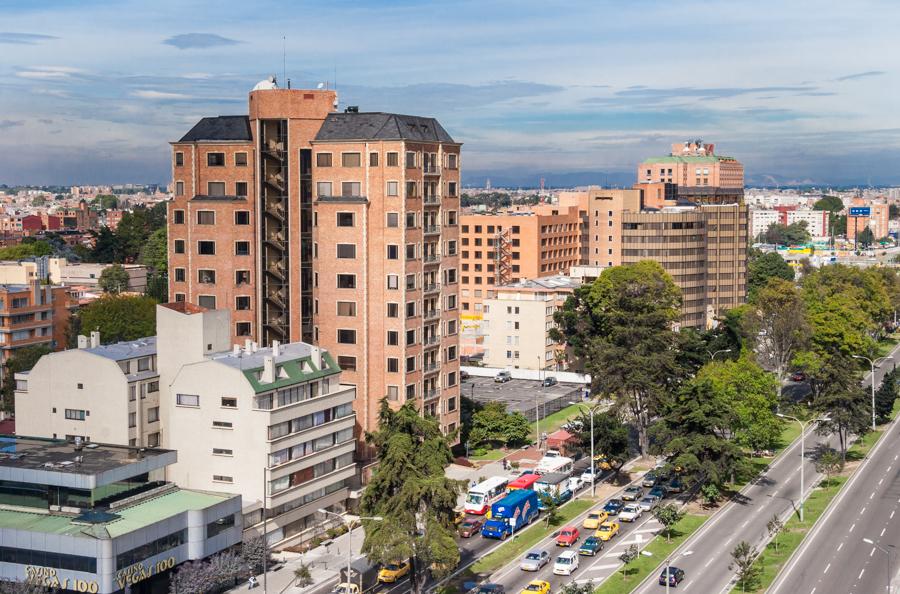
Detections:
[1, 0, 899, 187]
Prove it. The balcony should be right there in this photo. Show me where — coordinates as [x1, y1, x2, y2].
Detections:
[423, 254, 440, 264]
[423, 363, 440, 376]
[423, 165, 441, 176]
[424, 389, 439, 400]
[424, 309, 440, 321]
[423, 195, 440, 205]
[423, 334, 440, 346]
[423, 225, 440, 236]
[423, 283, 441, 295]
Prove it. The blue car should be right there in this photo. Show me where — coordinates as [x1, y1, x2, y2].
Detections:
[603, 499, 624, 515]
[649, 486, 667, 500]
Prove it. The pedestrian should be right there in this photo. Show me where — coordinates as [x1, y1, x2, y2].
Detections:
[248, 575, 258, 589]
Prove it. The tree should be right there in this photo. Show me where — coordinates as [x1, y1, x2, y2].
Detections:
[139, 227, 168, 273]
[760, 221, 811, 246]
[1, 344, 52, 412]
[575, 410, 630, 475]
[293, 564, 314, 588]
[857, 226, 875, 249]
[812, 364, 869, 463]
[553, 261, 681, 458]
[468, 402, 531, 448]
[93, 194, 118, 210]
[78, 294, 157, 343]
[813, 196, 844, 213]
[729, 541, 761, 592]
[653, 504, 684, 543]
[701, 483, 720, 507]
[31, 195, 46, 207]
[0, 582, 49, 594]
[98, 264, 130, 294]
[241, 536, 270, 575]
[618, 544, 640, 581]
[814, 448, 844, 484]
[766, 514, 784, 554]
[747, 249, 794, 301]
[169, 548, 246, 594]
[361, 401, 463, 594]
[744, 278, 810, 384]
[539, 491, 561, 528]
[874, 367, 899, 423]
[558, 582, 594, 594]
[0, 241, 53, 260]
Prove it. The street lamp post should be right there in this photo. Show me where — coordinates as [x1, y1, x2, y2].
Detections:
[708, 348, 732, 360]
[853, 354, 889, 430]
[776, 413, 828, 522]
[863, 538, 895, 594]
[318, 509, 383, 592]
[571, 401, 602, 497]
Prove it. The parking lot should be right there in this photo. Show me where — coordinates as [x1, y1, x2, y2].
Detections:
[461, 375, 586, 422]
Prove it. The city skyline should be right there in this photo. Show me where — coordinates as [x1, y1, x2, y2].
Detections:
[1, 0, 898, 186]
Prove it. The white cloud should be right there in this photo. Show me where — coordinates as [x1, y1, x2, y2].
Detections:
[15, 65, 85, 79]
[131, 90, 193, 100]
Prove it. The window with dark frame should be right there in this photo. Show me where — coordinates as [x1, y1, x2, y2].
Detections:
[316, 153, 333, 167]
[337, 274, 356, 289]
[198, 241, 215, 255]
[235, 241, 250, 256]
[236, 296, 251, 310]
[207, 152, 225, 166]
[175, 152, 184, 166]
[337, 329, 356, 344]
[337, 212, 354, 227]
[235, 211, 250, 225]
[342, 153, 361, 167]
[235, 152, 248, 166]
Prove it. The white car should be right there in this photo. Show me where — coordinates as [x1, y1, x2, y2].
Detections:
[520, 550, 550, 572]
[581, 468, 600, 484]
[619, 503, 643, 522]
[639, 495, 659, 512]
[568, 476, 584, 492]
[553, 550, 580, 576]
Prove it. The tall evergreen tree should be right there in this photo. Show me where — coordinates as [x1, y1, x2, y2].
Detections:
[360, 401, 463, 594]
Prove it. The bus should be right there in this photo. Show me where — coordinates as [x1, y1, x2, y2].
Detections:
[536, 455, 574, 476]
[464, 476, 510, 515]
[507, 473, 541, 491]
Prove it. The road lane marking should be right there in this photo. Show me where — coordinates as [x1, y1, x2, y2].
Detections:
[705, 558, 715, 568]
[881, 527, 886, 536]
[891, 511, 895, 519]
[859, 568, 865, 579]
[824, 563, 831, 574]
[838, 542, 844, 551]
[586, 564, 620, 571]
[851, 523, 856, 532]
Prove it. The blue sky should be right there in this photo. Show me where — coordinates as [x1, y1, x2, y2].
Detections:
[0, 0, 898, 186]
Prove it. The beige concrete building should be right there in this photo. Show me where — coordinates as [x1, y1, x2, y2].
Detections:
[157, 303, 356, 544]
[14, 332, 160, 446]
[557, 188, 643, 268]
[49, 258, 148, 292]
[482, 276, 580, 370]
[636, 140, 744, 205]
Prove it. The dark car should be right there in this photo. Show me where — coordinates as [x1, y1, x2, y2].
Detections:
[458, 518, 484, 538]
[578, 536, 603, 556]
[472, 584, 506, 594]
[642, 471, 658, 487]
[659, 566, 685, 587]
[542, 376, 558, 387]
[461, 370, 470, 380]
[667, 478, 684, 494]
[649, 486, 667, 500]
[790, 371, 806, 382]
[603, 499, 624, 515]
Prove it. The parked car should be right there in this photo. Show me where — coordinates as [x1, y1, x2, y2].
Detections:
[622, 486, 644, 501]
[659, 566, 685, 587]
[458, 518, 484, 538]
[667, 478, 684, 493]
[454, 509, 467, 525]
[519, 581, 550, 594]
[578, 536, 604, 556]
[378, 560, 411, 583]
[595, 520, 620, 541]
[332, 583, 360, 594]
[790, 371, 807, 382]
[649, 486, 667, 500]
[553, 551, 580, 576]
[619, 503, 643, 522]
[542, 376, 558, 387]
[460, 370, 470, 380]
[471, 584, 505, 594]
[642, 471, 658, 487]
[581, 467, 600, 484]
[639, 495, 659, 512]
[520, 550, 550, 572]
[567, 476, 584, 492]
[582, 510, 609, 530]
[495, 371, 512, 383]
[556, 526, 580, 547]
[603, 499, 625, 515]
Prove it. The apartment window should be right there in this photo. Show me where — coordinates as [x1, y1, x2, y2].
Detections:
[148, 407, 159, 423]
[198, 295, 216, 309]
[128, 412, 136, 428]
[387, 152, 399, 166]
[387, 181, 399, 196]
[406, 384, 416, 399]
[207, 152, 225, 166]
[336, 212, 354, 227]
[174, 268, 186, 282]
[337, 301, 356, 316]
[446, 319, 457, 335]
[236, 322, 251, 336]
[176, 393, 199, 407]
[448, 396, 457, 412]
[235, 152, 248, 166]
[235, 270, 250, 285]
[387, 385, 399, 401]
[341, 152, 361, 167]
[317, 182, 333, 197]
[197, 211, 215, 225]
[207, 182, 226, 196]
[446, 345, 457, 361]
[148, 433, 160, 447]
[447, 153, 458, 169]
[406, 181, 417, 197]
[341, 182, 361, 197]
[175, 181, 184, 196]
[406, 274, 416, 290]
[387, 245, 399, 260]
[406, 356, 416, 372]
[387, 303, 399, 318]
[175, 293, 186, 302]
[386, 212, 399, 227]
[337, 274, 356, 289]
[198, 269, 216, 284]
[447, 371, 458, 387]
[406, 151, 416, 168]
[236, 296, 250, 310]
[198, 240, 216, 255]
[406, 329, 416, 345]
[235, 211, 250, 225]
[212, 421, 233, 429]
[235, 182, 248, 197]
[175, 152, 184, 166]
[406, 212, 417, 228]
[337, 356, 357, 371]
[337, 329, 356, 344]
[369, 152, 379, 166]
[173, 210, 185, 224]
[448, 182, 458, 196]
[406, 301, 416, 318]
[446, 211, 457, 226]
[316, 153, 333, 167]
[221, 397, 237, 408]
[387, 330, 399, 346]
[336, 244, 356, 259]
[213, 475, 233, 483]
[387, 274, 399, 289]
[387, 358, 399, 373]
[65, 409, 87, 421]
[406, 244, 417, 260]
[213, 448, 233, 456]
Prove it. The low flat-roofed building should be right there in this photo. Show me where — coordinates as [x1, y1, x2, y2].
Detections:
[0, 435, 241, 593]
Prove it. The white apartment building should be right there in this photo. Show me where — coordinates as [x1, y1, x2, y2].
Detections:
[482, 276, 580, 370]
[156, 303, 357, 544]
[786, 209, 828, 239]
[15, 332, 160, 447]
[750, 209, 780, 240]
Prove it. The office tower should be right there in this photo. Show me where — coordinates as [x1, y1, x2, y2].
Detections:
[636, 140, 744, 204]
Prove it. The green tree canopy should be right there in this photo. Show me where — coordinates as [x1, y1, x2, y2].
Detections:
[856, 226, 875, 248]
[139, 227, 168, 273]
[747, 249, 794, 300]
[744, 278, 810, 382]
[760, 221, 811, 246]
[78, 294, 157, 343]
[468, 401, 531, 447]
[1, 344, 52, 412]
[93, 194, 118, 210]
[361, 401, 463, 594]
[98, 264, 130, 294]
[813, 196, 844, 212]
[0, 241, 53, 260]
[576, 410, 630, 474]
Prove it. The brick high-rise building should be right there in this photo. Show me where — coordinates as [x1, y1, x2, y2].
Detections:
[169, 81, 462, 441]
[637, 140, 744, 205]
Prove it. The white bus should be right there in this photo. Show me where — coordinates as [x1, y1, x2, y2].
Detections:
[536, 455, 574, 476]
[464, 476, 510, 515]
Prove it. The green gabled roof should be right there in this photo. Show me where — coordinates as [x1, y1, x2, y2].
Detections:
[242, 351, 340, 393]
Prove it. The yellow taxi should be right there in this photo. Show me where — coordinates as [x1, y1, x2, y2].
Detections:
[454, 509, 467, 525]
[377, 560, 411, 583]
[592, 454, 612, 470]
[595, 520, 620, 542]
[582, 510, 609, 530]
[520, 580, 551, 594]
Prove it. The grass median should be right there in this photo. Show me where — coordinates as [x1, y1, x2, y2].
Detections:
[531, 403, 584, 441]
[592, 514, 708, 594]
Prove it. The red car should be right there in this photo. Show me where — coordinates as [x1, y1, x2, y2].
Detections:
[458, 518, 484, 538]
[556, 526, 580, 547]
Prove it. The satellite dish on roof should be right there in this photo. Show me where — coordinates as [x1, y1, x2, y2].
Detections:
[253, 75, 278, 91]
